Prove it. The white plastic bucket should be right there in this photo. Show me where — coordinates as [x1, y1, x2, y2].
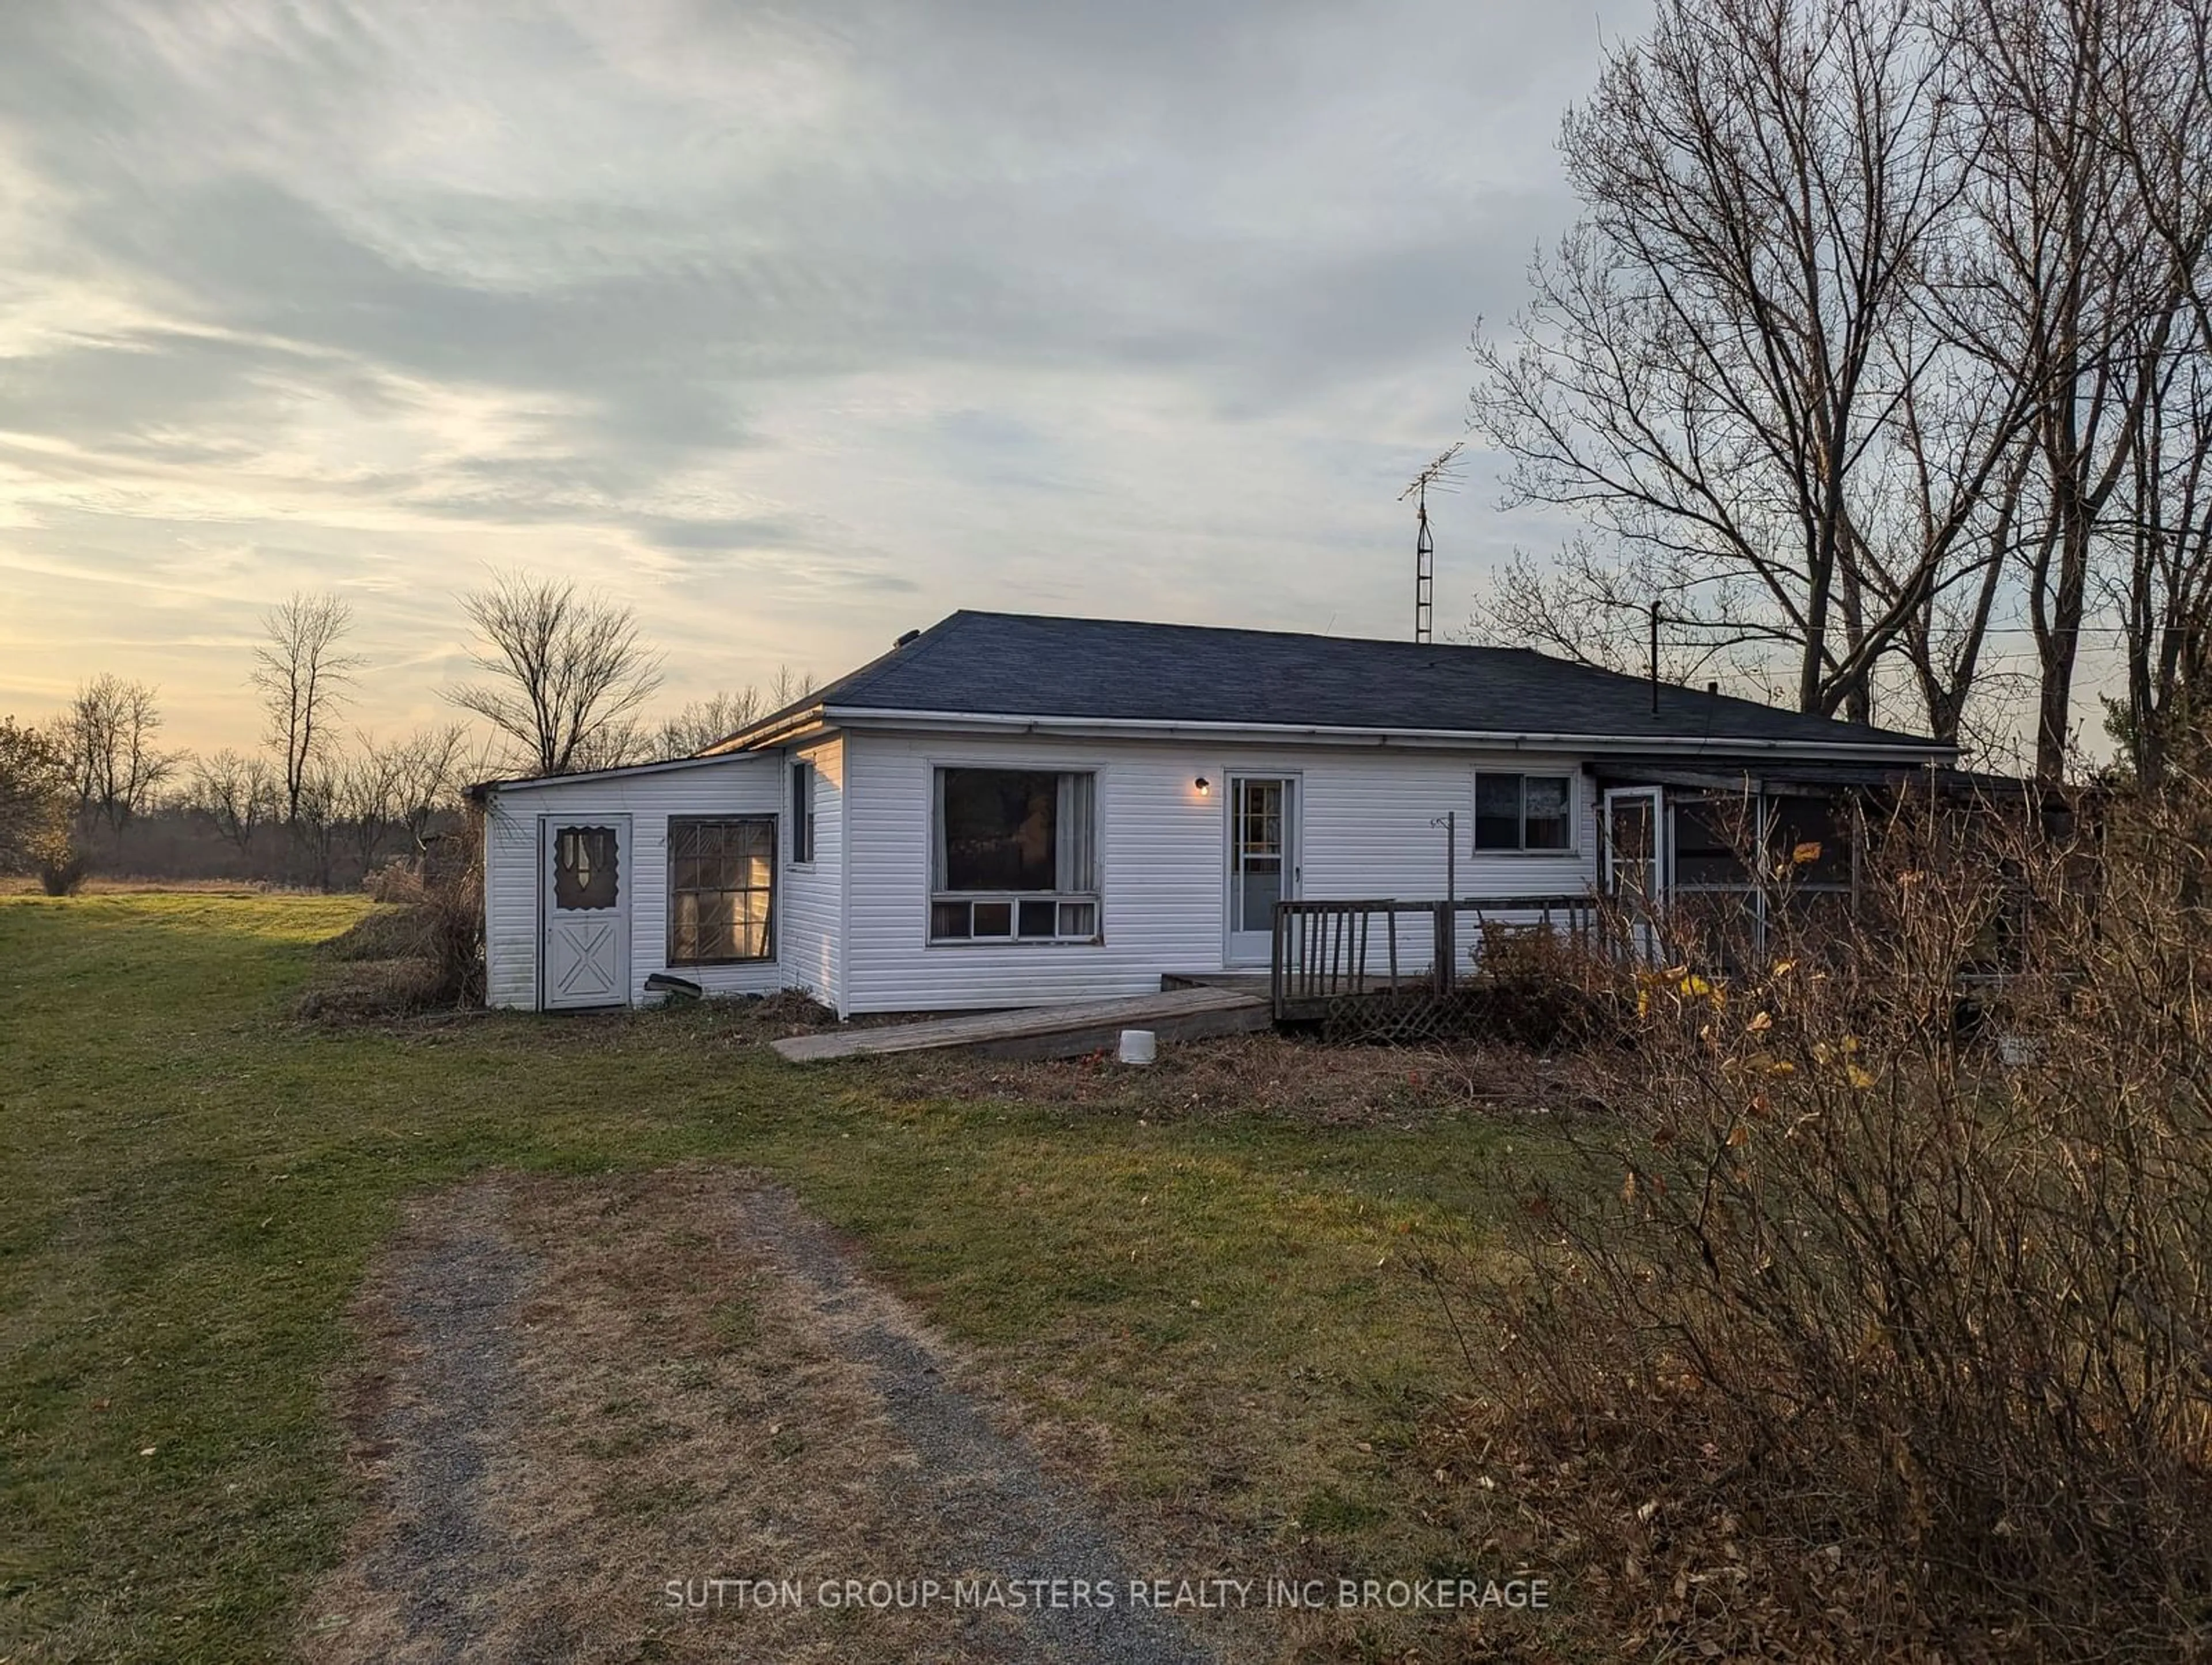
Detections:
[1117, 1028, 1157, 1065]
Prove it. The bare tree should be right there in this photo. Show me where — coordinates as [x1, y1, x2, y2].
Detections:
[653, 688, 767, 760]
[387, 724, 471, 853]
[2107, 312, 2212, 780]
[565, 718, 653, 774]
[251, 592, 361, 822]
[767, 664, 819, 712]
[336, 734, 405, 878]
[56, 674, 182, 849]
[189, 748, 279, 856]
[1978, 0, 2212, 782]
[1950, 0, 2212, 778]
[291, 754, 344, 891]
[329, 724, 475, 873]
[1469, 0, 1980, 727]
[445, 572, 664, 775]
[1467, 0, 2212, 772]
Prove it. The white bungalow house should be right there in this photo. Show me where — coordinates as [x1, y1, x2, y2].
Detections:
[471, 610, 1956, 1016]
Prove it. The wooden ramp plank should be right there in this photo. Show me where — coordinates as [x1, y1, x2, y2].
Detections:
[771, 986, 1269, 1064]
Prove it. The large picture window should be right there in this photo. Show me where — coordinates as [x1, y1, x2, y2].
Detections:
[930, 767, 1099, 942]
[1474, 773, 1574, 852]
[668, 817, 776, 964]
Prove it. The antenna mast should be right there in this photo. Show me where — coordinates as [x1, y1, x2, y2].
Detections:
[1400, 442, 1464, 642]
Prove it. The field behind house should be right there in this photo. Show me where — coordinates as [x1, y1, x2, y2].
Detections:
[0, 894, 1563, 1663]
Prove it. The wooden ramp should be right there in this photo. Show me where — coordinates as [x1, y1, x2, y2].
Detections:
[770, 985, 1270, 1064]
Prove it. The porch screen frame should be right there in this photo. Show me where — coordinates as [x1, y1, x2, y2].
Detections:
[1666, 788, 1858, 963]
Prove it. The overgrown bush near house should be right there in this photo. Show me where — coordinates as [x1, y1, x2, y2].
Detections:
[1437, 780, 2212, 1662]
[298, 810, 484, 1018]
[416, 827, 486, 1006]
[1461, 917, 1628, 1048]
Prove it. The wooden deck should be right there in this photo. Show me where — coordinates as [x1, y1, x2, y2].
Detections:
[770, 985, 1271, 1064]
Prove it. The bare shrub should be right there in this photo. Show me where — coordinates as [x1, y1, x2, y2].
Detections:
[1445, 780, 2212, 1661]
[36, 848, 87, 896]
[1462, 918, 1630, 1049]
[300, 809, 484, 1019]
[417, 837, 485, 1008]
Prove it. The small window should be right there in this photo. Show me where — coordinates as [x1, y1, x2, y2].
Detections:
[790, 759, 816, 864]
[1474, 773, 1574, 852]
[552, 826, 619, 910]
[668, 817, 775, 964]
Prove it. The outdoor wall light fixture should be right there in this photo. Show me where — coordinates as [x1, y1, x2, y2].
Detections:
[1195, 776, 1211, 796]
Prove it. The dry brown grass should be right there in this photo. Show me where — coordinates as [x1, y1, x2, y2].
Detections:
[293, 856, 484, 1021]
[0, 873, 294, 895]
[457, 983, 1600, 1133]
[869, 1031, 1602, 1132]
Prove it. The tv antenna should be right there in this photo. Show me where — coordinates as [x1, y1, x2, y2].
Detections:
[1400, 442, 1464, 642]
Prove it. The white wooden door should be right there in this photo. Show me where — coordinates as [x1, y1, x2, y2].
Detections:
[541, 816, 630, 1009]
[1225, 775, 1297, 966]
[1602, 787, 1665, 962]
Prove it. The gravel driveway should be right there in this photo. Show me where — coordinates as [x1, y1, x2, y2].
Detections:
[303, 1168, 1215, 1665]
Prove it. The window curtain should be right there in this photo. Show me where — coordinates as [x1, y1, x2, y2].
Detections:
[930, 768, 946, 890]
[1056, 772, 1095, 892]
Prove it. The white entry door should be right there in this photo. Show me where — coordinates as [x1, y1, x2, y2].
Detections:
[541, 816, 630, 1009]
[1225, 775, 1297, 966]
[1601, 787, 1666, 962]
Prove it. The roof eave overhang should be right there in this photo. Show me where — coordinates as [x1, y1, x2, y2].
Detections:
[472, 730, 847, 801]
[468, 748, 773, 799]
[820, 705, 1955, 763]
[702, 703, 833, 754]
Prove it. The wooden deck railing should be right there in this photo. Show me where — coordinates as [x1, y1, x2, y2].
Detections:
[1268, 894, 1600, 1019]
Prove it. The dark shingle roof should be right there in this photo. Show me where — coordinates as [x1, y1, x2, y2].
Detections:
[795, 611, 1944, 752]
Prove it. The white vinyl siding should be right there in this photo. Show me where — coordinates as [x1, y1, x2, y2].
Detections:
[777, 735, 844, 1011]
[484, 728, 1603, 1017]
[480, 753, 787, 1010]
[838, 731, 1599, 1013]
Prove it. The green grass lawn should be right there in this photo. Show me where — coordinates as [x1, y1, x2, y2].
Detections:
[0, 892, 1542, 1663]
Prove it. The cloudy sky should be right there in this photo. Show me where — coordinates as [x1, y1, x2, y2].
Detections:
[0, 0, 1647, 753]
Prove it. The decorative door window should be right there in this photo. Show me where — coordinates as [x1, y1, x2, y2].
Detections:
[552, 826, 620, 910]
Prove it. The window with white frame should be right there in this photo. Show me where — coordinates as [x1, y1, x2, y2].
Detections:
[1474, 772, 1574, 852]
[929, 767, 1099, 942]
[790, 759, 816, 864]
